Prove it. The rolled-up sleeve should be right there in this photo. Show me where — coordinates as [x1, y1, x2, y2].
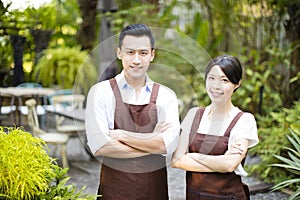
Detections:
[229, 112, 259, 148]
[157, 86, 180, 155]
[85, 83, 112, 154]
[162, 127, 180, 155]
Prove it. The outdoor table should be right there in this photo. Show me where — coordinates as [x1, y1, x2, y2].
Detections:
[0, 87, 56, 126]
[45, 107, 85, 122]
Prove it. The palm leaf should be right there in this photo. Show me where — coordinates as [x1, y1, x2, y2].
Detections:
[287, 152, 300, 167]
[287, 130, 300, 152]
[283, 147, 300, 159]
[289, 188, 300, 200]
[273, 155, 299, 168]
[271, 163, 300, 175]
[270, 129, 300, 199]
[271, 178, 300, 191]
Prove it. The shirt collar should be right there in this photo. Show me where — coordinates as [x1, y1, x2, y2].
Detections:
[116, 70, 152, 93]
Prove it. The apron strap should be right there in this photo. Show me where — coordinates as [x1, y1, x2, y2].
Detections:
[189, 108, 205, 143]
[109, 78, 123, 102]
[223, 111, 246, 166]
[223, 112, 244, 137]
[149, 83, 160, 104]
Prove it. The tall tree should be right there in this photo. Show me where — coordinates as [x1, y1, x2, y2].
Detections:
[284, 2, 300, 106]
[77, 0, 97, 51]
[265, 0, 300, 106]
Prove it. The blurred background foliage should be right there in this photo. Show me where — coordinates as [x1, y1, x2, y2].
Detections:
[0, 0, 300, 191]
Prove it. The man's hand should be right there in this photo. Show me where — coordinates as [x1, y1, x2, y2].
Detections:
[153, 122, 172, 135]
[111, 122, 172, 140]
[105, 122, 172, 154]
[109, 129, 122, 139]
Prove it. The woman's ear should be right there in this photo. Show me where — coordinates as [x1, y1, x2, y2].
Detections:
[235, 80, 242, 90]
[116, 48, 122, 59]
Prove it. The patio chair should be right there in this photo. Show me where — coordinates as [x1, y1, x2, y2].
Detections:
[50, 94, 86, 135]
[25, 98, 69, 168]
[47, 89, 73, 105]
[15, 83, 47, 127]
[16, 82, 46, 113]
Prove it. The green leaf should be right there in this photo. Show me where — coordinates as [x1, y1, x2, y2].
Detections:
[271, 178, 300, 191]
[289, 188, 300, 200]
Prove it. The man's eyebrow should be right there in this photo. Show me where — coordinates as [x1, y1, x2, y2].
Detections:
[123, 48, 151, 51]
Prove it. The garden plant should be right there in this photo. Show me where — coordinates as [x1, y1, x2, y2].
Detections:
[270, 129, 300, 200]
[248, 100, 300, 196]
[33, 46, 98, 95]
[0, 126, 97, 199]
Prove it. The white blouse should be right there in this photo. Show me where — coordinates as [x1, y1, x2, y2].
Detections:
[181, 105, 259, 176]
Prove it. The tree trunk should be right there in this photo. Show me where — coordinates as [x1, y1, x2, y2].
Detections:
[77, 0, 97, 51]
[30, 29, 52, 65]
[284, 3, 300, 106]
[203, 0, 216, 53]
[11, 35, 26, 86]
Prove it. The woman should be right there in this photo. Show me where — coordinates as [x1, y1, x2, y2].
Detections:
[172, 55, 259, 199]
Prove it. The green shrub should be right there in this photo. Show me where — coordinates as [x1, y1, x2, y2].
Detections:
[233, 49, 283, 114]
[248, 100, 300, 185]
[37, 166, 98, 200]
[33, 46, 98, 95]
[0, 126, 97, 199]
[0, 127, 55, 199]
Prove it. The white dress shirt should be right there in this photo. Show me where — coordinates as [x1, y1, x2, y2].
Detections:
[85, 71, 180, 156]
[181, 105, 259, 176]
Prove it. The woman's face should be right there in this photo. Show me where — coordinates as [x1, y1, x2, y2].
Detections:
[205, 65, 239, 105]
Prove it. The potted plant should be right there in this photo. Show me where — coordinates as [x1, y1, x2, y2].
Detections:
[0, 126, 97, 199]
[33, 46, 98, 95]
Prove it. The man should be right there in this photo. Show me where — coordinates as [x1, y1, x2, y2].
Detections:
[85, 24, 180, 200]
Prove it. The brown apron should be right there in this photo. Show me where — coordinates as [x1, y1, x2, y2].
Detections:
[97, 78, 168, 200]
[187, 108, 248, 200]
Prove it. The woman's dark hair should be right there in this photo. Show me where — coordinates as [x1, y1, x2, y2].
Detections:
[205, 55, 243, 87]
[119, 24, 155, 50]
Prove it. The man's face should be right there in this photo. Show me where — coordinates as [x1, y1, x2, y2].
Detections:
[117, 35, 155, 81]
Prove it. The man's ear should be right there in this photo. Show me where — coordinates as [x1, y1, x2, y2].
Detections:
[150, 49, 155, 62]
[116, 48, 121, 59]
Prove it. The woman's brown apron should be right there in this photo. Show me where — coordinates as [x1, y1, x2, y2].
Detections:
[97, 78, 168, 200]
[187, 108, 248, 200]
